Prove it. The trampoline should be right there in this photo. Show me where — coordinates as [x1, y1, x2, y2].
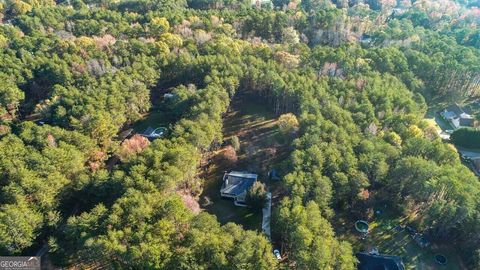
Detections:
[435, 254, 447, 265]
[355, 220, 369, 233]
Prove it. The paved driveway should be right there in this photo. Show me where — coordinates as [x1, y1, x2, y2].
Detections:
[457, 148, 480, 159]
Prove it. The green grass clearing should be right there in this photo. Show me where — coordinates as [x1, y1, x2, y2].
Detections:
[132, 106, 174, 133]
[200, 166, 262, 230]
[200, 95, 291, 231]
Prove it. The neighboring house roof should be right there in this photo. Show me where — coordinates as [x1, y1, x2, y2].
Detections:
[444, 104, 473, 119]
[251, 0, 271, 5]
[221, 171, 257, 197]
[356, 252, 405, 270]
[392, 8, 407, 15]
[443, 104, 474, 127]
[460, 117, 474, 127]
[360, 34, 372, 43]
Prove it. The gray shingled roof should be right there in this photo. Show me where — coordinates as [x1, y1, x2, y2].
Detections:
[357, 252, 405, 270]
[445, 104, 465, 116]
[221, 172, 257, 197]
[460, 117, 474, 127]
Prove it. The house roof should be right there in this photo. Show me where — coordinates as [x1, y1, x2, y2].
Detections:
[445, 104, 465, 117]
[459, 111, 473, 119]
[356, 252, 405, 270]
[221, 171, 257, 197]
[445, 104, 474, 118]
[460, 117, 474, 126]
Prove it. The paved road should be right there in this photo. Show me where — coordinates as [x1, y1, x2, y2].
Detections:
[456, 148, 480, 176]
[457, 148, 480, 159]
[36, 243, 48, 257]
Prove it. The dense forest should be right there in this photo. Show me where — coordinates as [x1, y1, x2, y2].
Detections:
[1, 0, 480, 269]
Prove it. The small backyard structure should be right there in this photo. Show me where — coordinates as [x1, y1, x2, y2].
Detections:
[141, 126, 167, 140]
[220, 171, 257, 207]
[163, 93, 176, 99]
[357, 252, 405, 270]
[440, 104, 474, 129]
[268, 169, 281, 181]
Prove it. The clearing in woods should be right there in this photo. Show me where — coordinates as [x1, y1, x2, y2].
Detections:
[199, 94, 291, 230]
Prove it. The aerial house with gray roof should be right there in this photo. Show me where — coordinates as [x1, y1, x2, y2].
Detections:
[220, 171, 258, 207]
[441, 104, 474, 129]
[356, 252, 405, 270]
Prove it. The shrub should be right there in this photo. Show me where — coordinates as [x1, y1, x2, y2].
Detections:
[116, 134, 150, 161]
[246, 181, 268, 212]
[221, 145, 238, 166]
[406, 124, 423, 138]
[384, 131, 402, 146]
[451, 128, 480, 148]
[278, 113, 299, 135]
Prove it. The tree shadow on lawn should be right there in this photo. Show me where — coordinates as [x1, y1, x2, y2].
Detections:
[339, 212, 467, 270]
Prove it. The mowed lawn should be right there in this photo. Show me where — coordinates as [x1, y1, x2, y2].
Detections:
[199, 95, 290, 231]
[336, 211, 466, 270]
[132, 107, 173, 133]
[200, 163, 262, 230]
